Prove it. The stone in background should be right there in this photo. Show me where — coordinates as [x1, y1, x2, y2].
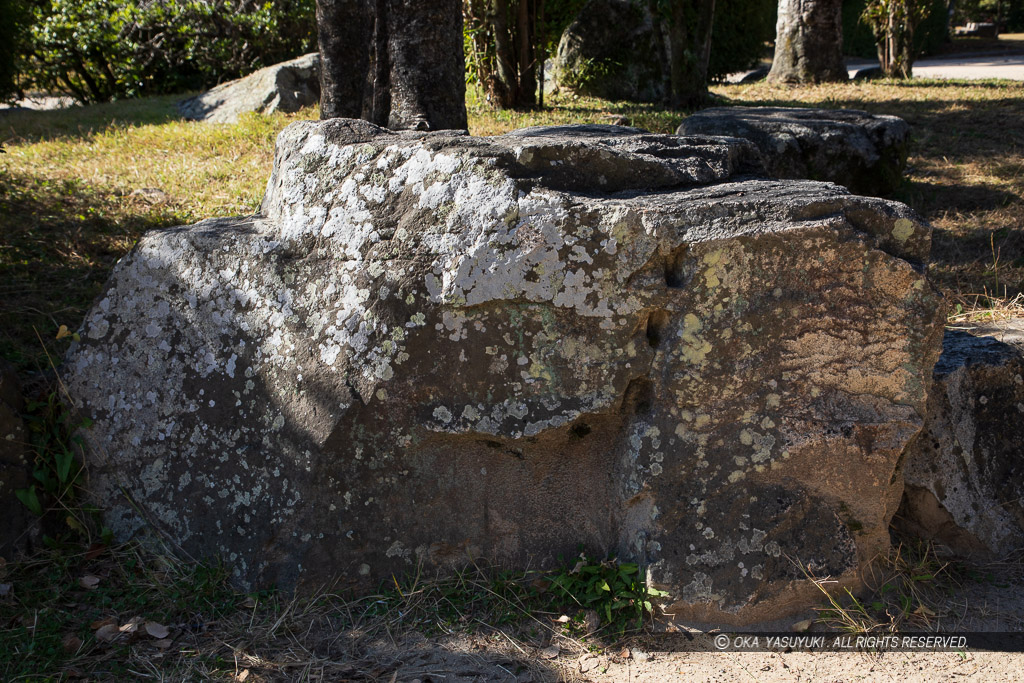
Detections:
[676, 106, 910, 197]
[900, 320, 1024, 555]
[178, 53, 320, 124]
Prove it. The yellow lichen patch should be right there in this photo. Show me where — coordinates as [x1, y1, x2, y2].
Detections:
[892, 218, 915, 243]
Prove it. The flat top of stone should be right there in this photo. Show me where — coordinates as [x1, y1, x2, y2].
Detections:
[271, 120, 765, 198]
[684, 106, 906, 126]
[936, 318, 1024, 375]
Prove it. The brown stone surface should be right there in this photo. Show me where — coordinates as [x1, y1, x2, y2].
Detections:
[63, 122, 943, 624]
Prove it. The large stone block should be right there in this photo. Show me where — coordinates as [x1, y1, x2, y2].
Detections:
[63, 122, 943, 624]
[900, 321, 1024, 555]
[676, 107, 911, 197]
[178, 53, 320, 124]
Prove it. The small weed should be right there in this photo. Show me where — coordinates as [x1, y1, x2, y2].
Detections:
[547, 552, 668, 635]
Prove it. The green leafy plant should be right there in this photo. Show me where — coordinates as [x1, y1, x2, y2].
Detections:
[16, 381, 95, 540]
[548, 552, 668, 633]
[17, 0, 317, 104]
[861, 0, 933, 78]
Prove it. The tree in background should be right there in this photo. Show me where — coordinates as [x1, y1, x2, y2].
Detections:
[316, 0, 468, 130]
[662, 0, 716, 108]
[862, 0, 932, 77]
[464, 0, 547, 109]
[768, 0, 847, 83]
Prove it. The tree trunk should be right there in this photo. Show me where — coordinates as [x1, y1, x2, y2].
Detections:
[767, 0, 847, 83]
[386, 0, 468, 130]
[316, 0, 467, 131]
[316, 0, 373, 119]
[667, 0, 716, 109]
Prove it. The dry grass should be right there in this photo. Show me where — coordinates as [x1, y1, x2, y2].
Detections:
[0, 542, 612, 681]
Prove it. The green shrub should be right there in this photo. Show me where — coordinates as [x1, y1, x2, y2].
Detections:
[844, 0, 948, 60]
[19, 0, 316, 103]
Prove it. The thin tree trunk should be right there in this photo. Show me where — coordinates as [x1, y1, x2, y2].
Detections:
[371, 0, 390, 125]
[492, 0, 516, 107]
[536, 0, 545, 109]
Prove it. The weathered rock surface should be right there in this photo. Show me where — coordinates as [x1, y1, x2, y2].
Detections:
[0, 361, 31, 558]
[676, 107, 911, 197]
[63, 121, 943, 624]
[900, 320, 1024, 556]
[553, 0, 667, 103]
[178, 53, 320, 124]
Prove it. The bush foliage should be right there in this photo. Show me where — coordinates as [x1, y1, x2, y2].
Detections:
[8, 0, 316, 103]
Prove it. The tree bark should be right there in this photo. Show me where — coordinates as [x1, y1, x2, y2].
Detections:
[385, 0, 468, 130]
[767, 0, 847, 83]
[316, 0, 467, 130]
[667, 0, 716, 109]
[316, 0, 373, 119]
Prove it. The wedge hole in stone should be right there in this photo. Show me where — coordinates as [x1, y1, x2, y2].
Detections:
[621, 377, 654, 416]
[665, 245, 692, 288]
[570, 422, 592, 439]
[645, 309, 671, 348]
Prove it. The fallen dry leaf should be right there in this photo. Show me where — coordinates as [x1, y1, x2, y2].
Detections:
[619, 647, 632, 659]
[553, 614, 570, 623]
[540, 645, 560, 659]
[78, 575, 100, 590]
[236, 670, 251, 682]
[84, 544, 107, 561]
[94, 624, 121, 643]
[153, 638, 173, 650]
[144, 621, 170, 639]
[90, 617, 116, 630]
[579, 653, 602, 673]
[119, 616, 143, 633]
[62, 634, 84, 653]
[791, 619, 813, 632]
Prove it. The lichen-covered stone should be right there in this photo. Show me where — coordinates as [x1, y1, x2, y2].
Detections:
[0, 361, 31, 558]
[900, 321, 1024, 556]
[552, 0, 667, 103]
[178, 53, 320, 124]
[63, 121, 943, 624]
[676, 107, 911, 197]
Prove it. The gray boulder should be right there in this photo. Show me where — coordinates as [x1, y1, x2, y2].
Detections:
[178, 53, 320, 124]
[553, 0, 667, 102]
[676, 106, 911, 196]
[900, 320, 1024, 555]
[63, 121, 943, 625]
[0, 362, 31, 559]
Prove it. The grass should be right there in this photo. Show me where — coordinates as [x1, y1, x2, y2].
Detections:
[0, 543, 659, 681]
